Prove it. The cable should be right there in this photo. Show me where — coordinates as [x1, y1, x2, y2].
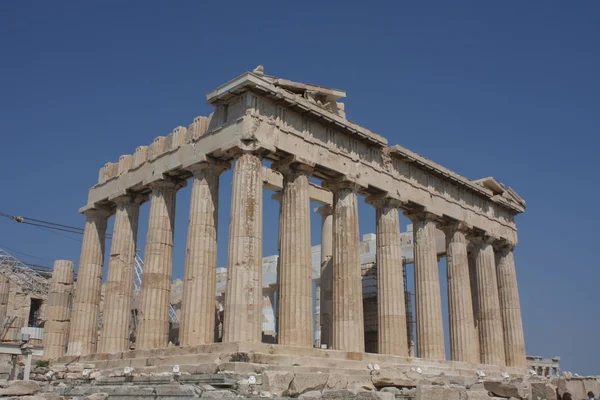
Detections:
[0, 212, 112, 239]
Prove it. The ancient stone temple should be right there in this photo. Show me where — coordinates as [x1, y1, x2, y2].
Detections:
[50, 67, 528, 378]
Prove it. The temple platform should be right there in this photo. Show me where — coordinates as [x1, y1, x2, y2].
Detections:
[53, 342, 527, 385]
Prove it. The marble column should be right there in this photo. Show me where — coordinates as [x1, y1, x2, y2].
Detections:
[407, 211, 445, 360]
[99, 195, 143, 354]
[137, 179, 183, 350]
[43, 260, 74, 359]
[222, 152, 263, 343]
[496, 245, 526, 368]
[369, 196, 408, 356]
[276, 161, 313, 347]
[473, 236, 506, 366]
[67, 208, 110, 356]
[180, 161, 228, 347]
[316, 205, 333, 349]
[327, 181, 364, 352]
[442, 222, 478, 363]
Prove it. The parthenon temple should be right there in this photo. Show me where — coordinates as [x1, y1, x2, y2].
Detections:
[45, 67, 528, 376]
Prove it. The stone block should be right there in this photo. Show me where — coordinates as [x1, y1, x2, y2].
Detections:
[201, 390, 237, 398]
[299, 391, 323, 399]
[415, 385, 466, 400]
[484, 379, 531, 399]
[326, 374, 348, 390]
[0, 380, 41, 396]
[289, 373, 330, 396]
[154, 384, 197, 398]
[531, 382, 557, 400]
[371, 370, 422, 387]
[40, 393, 61, 400]
[85, 394, 109, 400]
[466, 391, 492, 400]
[262, 370, 294, 397]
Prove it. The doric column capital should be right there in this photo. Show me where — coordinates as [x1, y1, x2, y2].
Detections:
[187, 158, 231, 177]
[365, 193, 403, 209]
[82, 207, 112, 220]
[437, 219, 472, 236]
[468, 231, 498, 247]
[148, 178, 187, 192]
[403, 208, 439, 223]
[323, 177, 362, 193]
[494, 241, 516, 253]
[315, 204, 333, 217]
[272, 156, 314, 178]
[111, 193, 148, 207]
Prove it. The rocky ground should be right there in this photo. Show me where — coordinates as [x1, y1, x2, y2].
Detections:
[0, 364, 597, 400]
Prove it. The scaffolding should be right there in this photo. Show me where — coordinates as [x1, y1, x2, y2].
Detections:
[0, 248, 50, 299]
[133, 252, 178, 325]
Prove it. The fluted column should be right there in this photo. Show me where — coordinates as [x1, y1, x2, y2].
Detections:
[407, 211, 445, 360]
[180, 161, 228, 347]
[99, 195, 143, 353]
[275, 160, 313, 347]
[368, 196, 408, 356]
[441, 222, 478, 363]
[316, 205, 333, 349]
[327, 180, 364, 352]
[137, 179, 183, 350]
[67, 208, 110, 356]
[473, 236, 506, 366]
[222, 152, 263, 343]
[44, 260, 75, 359]
[496, 245, 526, 368]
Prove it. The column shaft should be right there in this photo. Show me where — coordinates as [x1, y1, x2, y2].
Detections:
[374, 201, 408, 356]
[496, 247, 526, 368]
[277, 163, 313, 347]
[137, 180, 179, 350]
[43, 260, 74, 359]
[99, 197, 141, 353]
[67, 209, 109, 356]
[317, 206, 333, 348]
[330, 182, 364, 352]
[474, 240, 506, 366]
[411, 212, 445, 360]
[180, 163, 225, 347]
[444, 225, 478, 363]
[222, 153, 263, 343]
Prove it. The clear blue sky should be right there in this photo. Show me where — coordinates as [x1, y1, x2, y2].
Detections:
[1, 1, 598, 374]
